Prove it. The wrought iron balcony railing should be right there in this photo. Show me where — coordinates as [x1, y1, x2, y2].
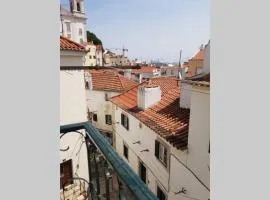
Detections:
[60, 121, 158, 200]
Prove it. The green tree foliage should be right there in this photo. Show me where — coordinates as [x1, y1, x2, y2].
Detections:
[87, 30, 102, 46]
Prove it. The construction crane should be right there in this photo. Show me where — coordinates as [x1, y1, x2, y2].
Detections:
[108, 46, 128, 57]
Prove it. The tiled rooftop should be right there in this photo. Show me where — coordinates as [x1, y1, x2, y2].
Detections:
[191, 49, 205, 60]
[183, 72, 210, 87]
[60, 36, 85, 52]
[86, 70, 137, 92]
[132, 66, 159, 74]
[111, 77, 190, 150]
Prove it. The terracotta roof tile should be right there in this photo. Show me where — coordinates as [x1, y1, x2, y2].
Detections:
[132, 66, 159, 74]
[191, 49, 204, 60]
[60, 36, 85, 52]
[86, 69, 137, 92]
[111, 77, 190, 150]
[183, 72, 210, 87]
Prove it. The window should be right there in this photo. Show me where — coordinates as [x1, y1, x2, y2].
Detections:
[121, 113, 129, 130]
[65, 22, 71, 32]
[105, 93, 109, 101]
[155, 140, 168, 167]
[79, 28, 83, 36]
[157, 185, 166, 200]
[93, 55, 96, 59]
[76, 2, 81, 12]
[93, 113, 97, 122]
[60, 160, 73, 189]
[89, 55, 92, 59]
[85, 81, 89, 89]
[139, 161, 147, 183]
[67, 33, 72, 39]
[123, 144, 129, 160]
[105, 115, 112, 125]
[80, 38, 83, 44]
[208, 141, 210, 153]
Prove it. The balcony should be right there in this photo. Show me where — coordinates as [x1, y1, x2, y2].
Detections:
[60, 121, 158, 200]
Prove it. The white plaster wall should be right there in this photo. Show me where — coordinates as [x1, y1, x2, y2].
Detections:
[113, 107, 171, 193]
[60, 42, 89, 190]
[60, 70, 88, 125]
[86, 90, 119, 132]
[112, 105, 210, 199]
[60, 132, 89, 183]
[71, 20, 86, 44]
[187, 87, 210, 189]
[84, 45, 97, 66]
[60, 52, 85, 66]
[60, 62, 89, 184]
[168, 155, 209, 200]
[180, 83, 192, 109]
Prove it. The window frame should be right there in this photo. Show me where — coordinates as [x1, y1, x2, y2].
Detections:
[60, 159, 73, 189]
[92, 113, 97, 122]
[85, 81, 89, 89]
[65, 22, 71, 32]
[78, 28, 83, 36]
[76, 2, 81, 12]
[139, 161, 147, 184]
[105, 93, 109, 101]
[156, 184, 167, 200]
[123, 143, 129, 160]
[155, 140, 168, 168]
[105, 114, 112, 125]
[121, 113, 129, 130]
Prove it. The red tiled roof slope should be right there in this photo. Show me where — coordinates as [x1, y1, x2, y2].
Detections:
[111, 77, 190, 150]
[87, 70, 137, 92]
[132, 66, 158, 74]
[183, 72, 210, 87]
[191, 49, 204, 60]
[60, 36, 85, 52]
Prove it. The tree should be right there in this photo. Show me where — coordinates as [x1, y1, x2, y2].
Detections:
[87, 30, 102, 46]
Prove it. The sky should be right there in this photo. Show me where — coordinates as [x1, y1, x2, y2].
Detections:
[61, 0, 209, 63]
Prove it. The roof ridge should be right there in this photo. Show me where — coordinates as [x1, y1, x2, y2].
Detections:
[110, 80, 145, 101]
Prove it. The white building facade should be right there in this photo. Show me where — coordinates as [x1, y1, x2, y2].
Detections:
[60, 36, 89, 200]
[84, 42, 97, 66]
[110, 77, 210, 200]
[84, 70, 137, 146]
[60, 0, 87, 44]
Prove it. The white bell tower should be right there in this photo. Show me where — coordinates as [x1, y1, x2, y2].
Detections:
[65, 0, 87, 44]
[69, 0, 85, 15]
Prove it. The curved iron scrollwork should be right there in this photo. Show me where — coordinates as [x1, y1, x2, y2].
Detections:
[60, 146, 70, 152]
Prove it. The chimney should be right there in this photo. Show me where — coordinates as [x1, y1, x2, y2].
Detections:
[124, 69, 132, 79]
[179, 82, 192, 109]
[137, 84, 161, 110]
